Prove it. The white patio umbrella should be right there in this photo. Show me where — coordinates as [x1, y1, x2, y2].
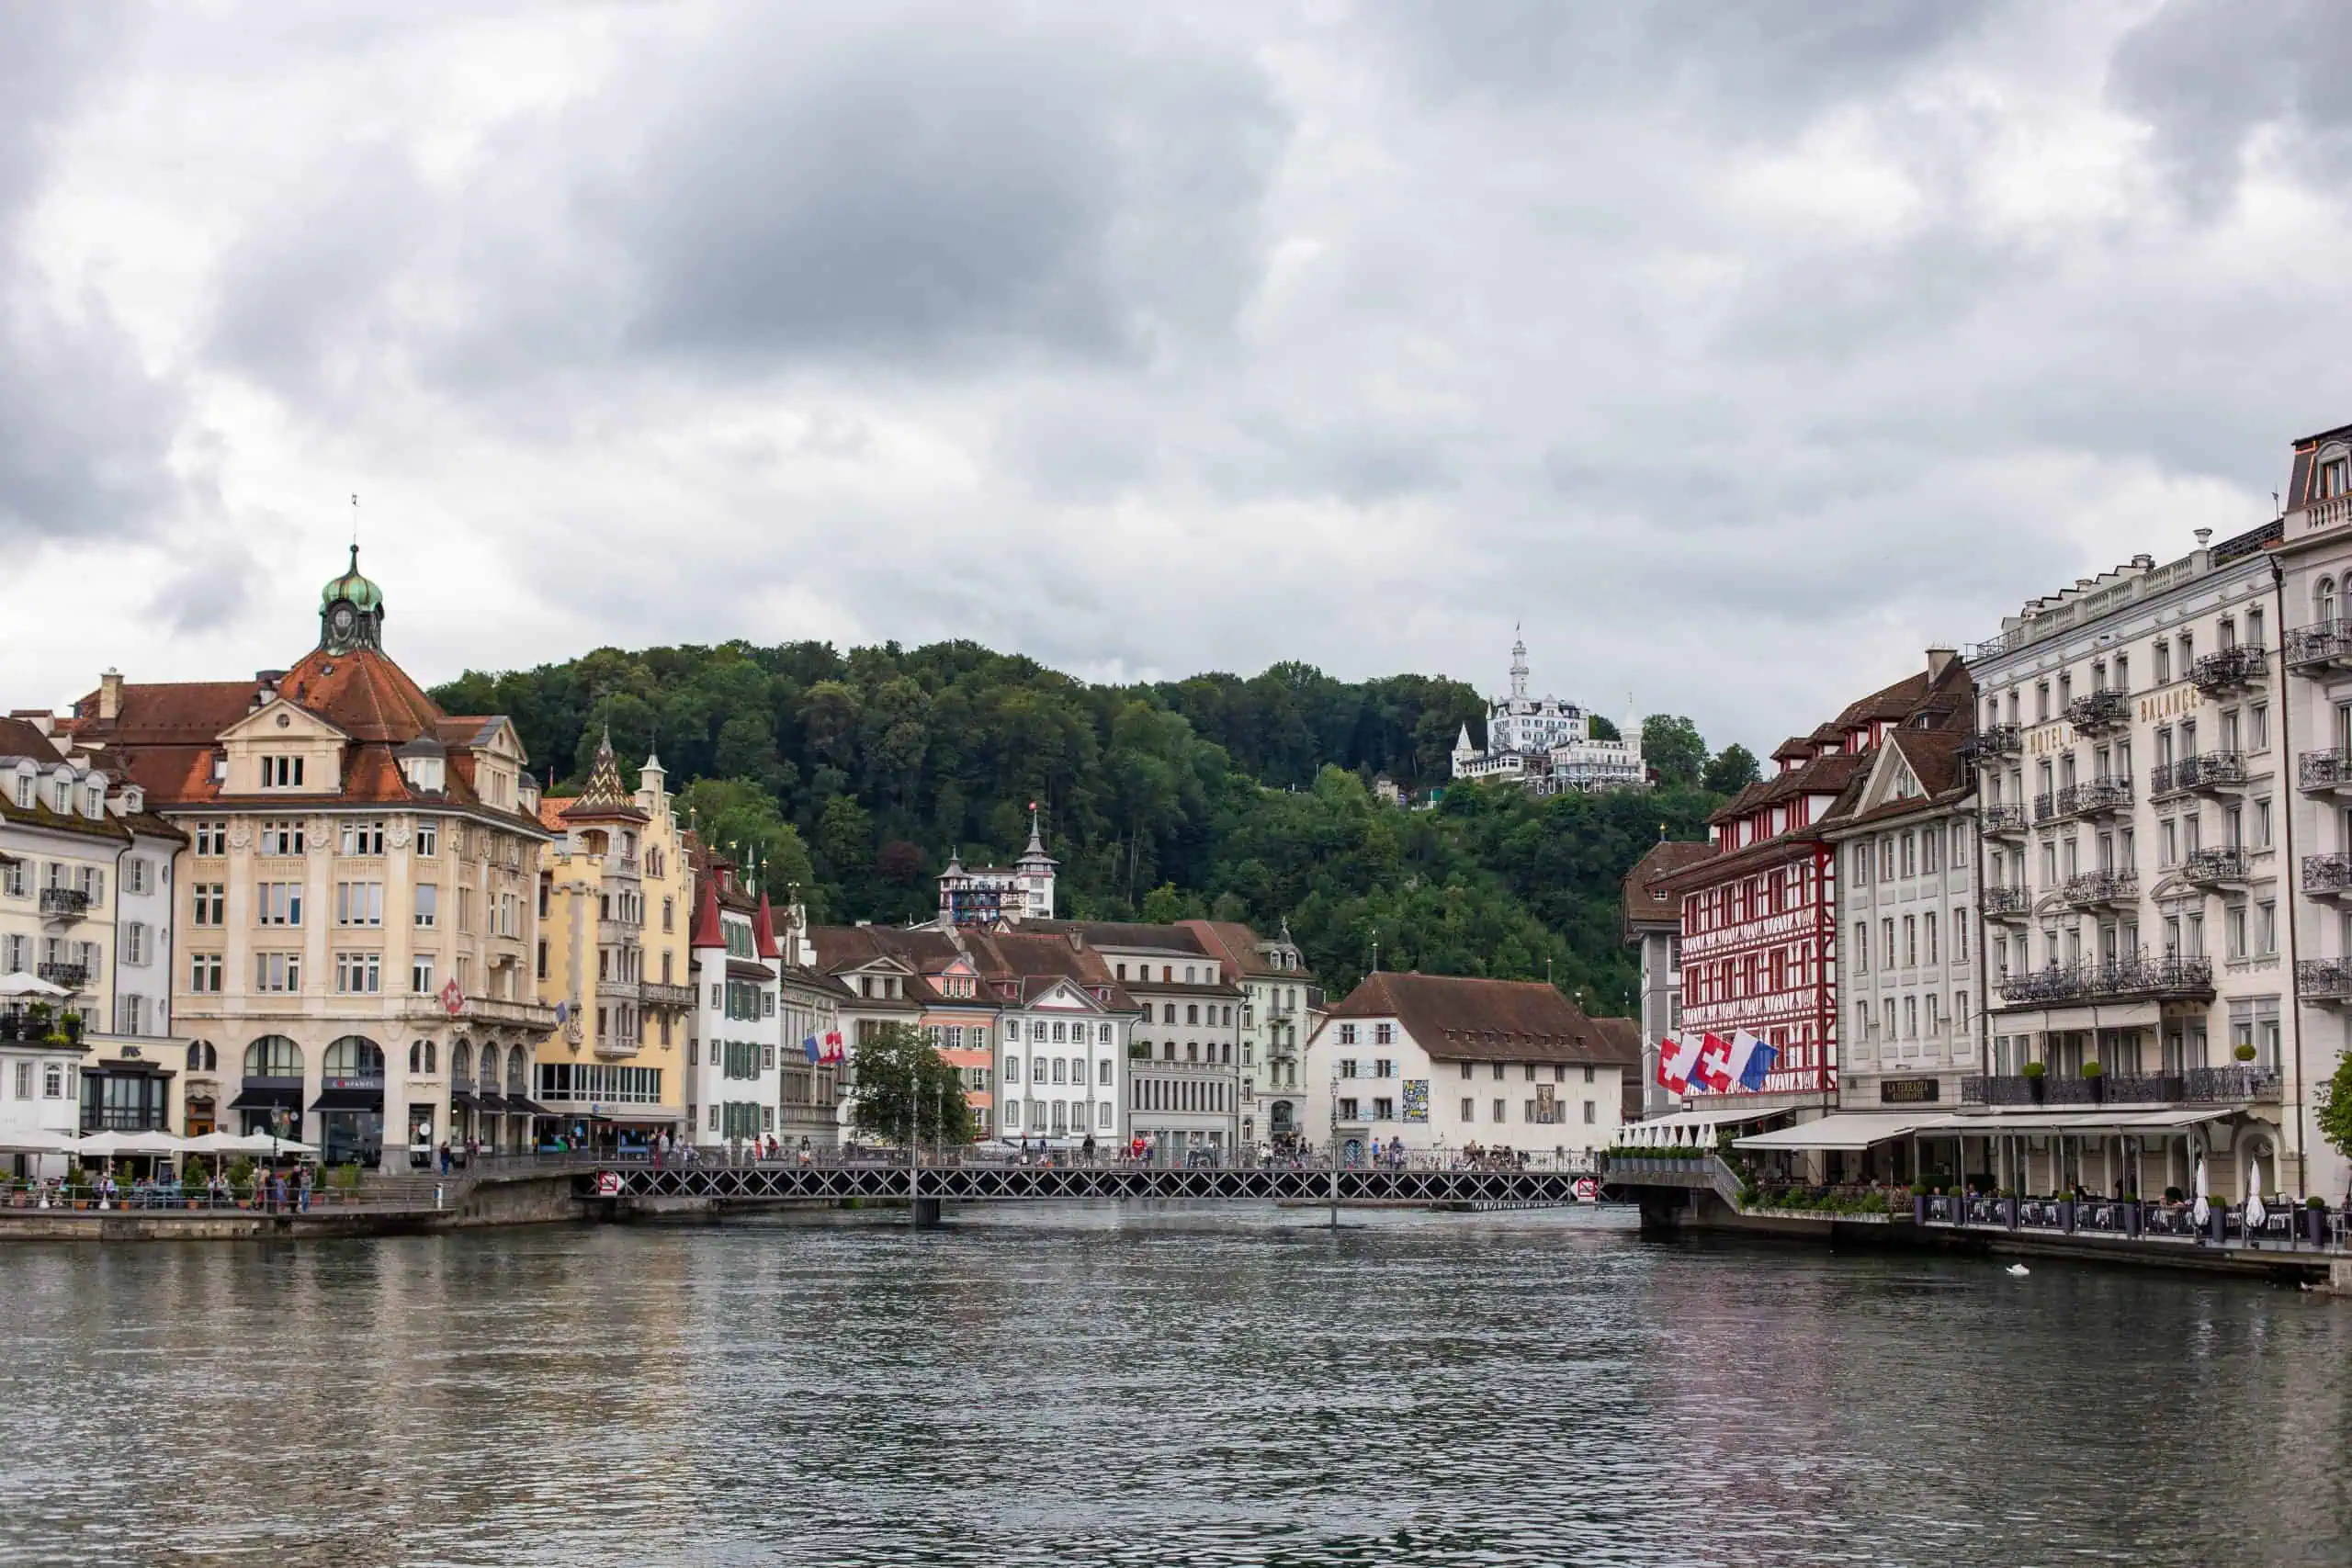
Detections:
[0, 1128, 80, 1155]
[0, 972, 69, 998]
[2190, 1155, 2211, 1230]
[74, 1130, 188, 1158]
[2245, 1183, 2267, 1235]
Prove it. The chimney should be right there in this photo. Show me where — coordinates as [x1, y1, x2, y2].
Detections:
[97, 669, 123, 722]
[1925, 647, 1957, 682]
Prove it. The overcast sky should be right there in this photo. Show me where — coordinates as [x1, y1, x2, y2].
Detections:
[6, 1, 2350, 754]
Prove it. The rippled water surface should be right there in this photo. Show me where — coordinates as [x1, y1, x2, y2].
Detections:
[6, 1205, 2352, 1566]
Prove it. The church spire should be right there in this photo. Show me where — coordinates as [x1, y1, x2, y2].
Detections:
[1509, 625, 1529, 703]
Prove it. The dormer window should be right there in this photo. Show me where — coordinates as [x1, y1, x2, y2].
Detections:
[85, 785, 102, 818]
[261, 755, 304, 789]
[52, 777, 71, 813]
[13, 774, 30, 811]
[2321, 454, 2349, 500]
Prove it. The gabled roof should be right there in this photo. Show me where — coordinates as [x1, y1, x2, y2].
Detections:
[689, 878, 725, 950]
[1025, 919, 1210, 957]
[753, 894, 782, 961]
[0, 716, 63, 763]
[1323, 972, 1631, 1066]
[1178, 919, 1298, 979]
[1623, 840, 1713, 934]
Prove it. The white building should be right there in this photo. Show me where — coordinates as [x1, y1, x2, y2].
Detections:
[1622, 840, 1711, 1120]
[937, 811, 1057, 927]
[1303, 972, 1636, 1164]
[1182, 917, 1318, 1150]
[1965, 519, 2289, 1200]
[1451, 635, 1645, 795]
[1823, 727, 1980, 1112]
[1035, 921, 1240, 1159]
[684, 857, 782, 1147]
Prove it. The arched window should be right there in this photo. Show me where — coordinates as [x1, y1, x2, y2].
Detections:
[323, 1036, 384, 1078]
[478, 1043, 500, 1094]
[187, 1040, 216, 1072]
[450, 1040, 472, 1083]
[507, 1052, 526, 1097]
[2321, 578, 2338, 626]
[407, 1038, 439, 1075]
[243, 1035, 300, 1077]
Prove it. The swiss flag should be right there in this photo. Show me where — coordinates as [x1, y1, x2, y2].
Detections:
[439, 977, 466, 1018]
[1690, 1032, 1735, 1094]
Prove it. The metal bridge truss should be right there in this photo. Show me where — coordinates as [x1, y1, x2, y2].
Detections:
[593, 1164, 1591, 1206]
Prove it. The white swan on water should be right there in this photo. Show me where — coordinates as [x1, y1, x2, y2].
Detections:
[2006, 1264, 2030, 1277]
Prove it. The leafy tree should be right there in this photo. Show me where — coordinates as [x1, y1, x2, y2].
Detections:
[678, 778, 819, 909]
[1589, 714, 1619, 742]
[847, 1022, 974, 1147]
[1642, 714, 1707, 789]
[2318, 1051, 2352, 1180]
[1702, 743, 1761, 795]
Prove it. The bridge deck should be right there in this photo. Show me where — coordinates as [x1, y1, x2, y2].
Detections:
[591, 1164, 1597, 1205]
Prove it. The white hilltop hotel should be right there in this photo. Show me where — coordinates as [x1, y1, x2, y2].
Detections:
[1452, 636, 1646, 795]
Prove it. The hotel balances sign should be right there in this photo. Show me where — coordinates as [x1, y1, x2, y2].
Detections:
[2138, 683, 2206, 725]
[1401, 1080, 1430, 1123]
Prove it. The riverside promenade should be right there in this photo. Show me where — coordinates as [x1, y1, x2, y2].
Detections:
[1605, 1152, 2352, 1289]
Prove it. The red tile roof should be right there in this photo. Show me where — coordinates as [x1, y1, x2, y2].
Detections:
[689, 878, 725, 950]
[1322, 972, 1634, 1065]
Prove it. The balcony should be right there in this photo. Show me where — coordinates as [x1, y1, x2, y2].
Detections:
[2302, 852, 2352, 898]
[37, 962, 88, 991]
[2149, 752, 2244, 799]
[403, 995, 560, 1032]
[2055, 777, 2132, 819]
[1996, 953, 2215, 1008]
[1979, 803, 2029, 839]
[2299, 749, 2352, 795]
[1982, 884, 2032, 920]
[2179, 846, 2250, 888]
[2284, 619, 2352, 671]
[2188, 644, 2267, 695]
[2064, 689, 2130, 735]
[595, 980, 641, 1004]
[1960, 1066, 2279, 1107]
[38, 887, 89, 921]
[641, 981, 695, 1010]
[1959, 726, 2023, 770]
[2297, 958, 2352, 1004]
[2061, 870, 2139, 909]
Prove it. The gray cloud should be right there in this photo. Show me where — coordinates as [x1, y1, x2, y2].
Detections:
[0, 3, 188, 546]
[11, 0, 2352, 757]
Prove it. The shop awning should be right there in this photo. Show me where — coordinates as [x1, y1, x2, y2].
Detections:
[476, 1092, 510, 1111]
[310, 1086, 385, 1112]
[1630, 1106, 1790, 1137]
[1943, 1108, 2234, 1134]
[502, 1097, 551, 1117]
[1735, 1112, 1961, 1151]
[447, 1089, 479, 1108]
[228, 1084, 301, 1113]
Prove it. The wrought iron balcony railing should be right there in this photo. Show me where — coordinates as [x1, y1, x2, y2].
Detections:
[37, 962, 88, 990]
[2056, 777, 2132, 818]
[2061, 870, 2139, 908]
[1996, 953, 2214, 1007]
[2064, 689, 2130, 734]
[2303, 852, 2352, 897]
[1979, 803, 2029, 837]
[2151, 752, 2245, 797]
[38, 887, 89, 919]
[2285, 619, 2352, 670]
[2180, 846, 2249, 886]
[2300, 749, 2352, 793]
[2296, 958, 2352, 1002]
[1961, 1066, 2280, 1106]
[1981, 884, 2031, 918]
[2188, 644, 2267, 694]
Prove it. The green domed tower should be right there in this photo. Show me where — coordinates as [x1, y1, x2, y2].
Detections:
[319, 544, 385, 654]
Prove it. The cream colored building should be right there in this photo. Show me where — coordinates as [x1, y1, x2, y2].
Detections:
[528, 735, 695, 1149]
[63, 549, 556, 1168]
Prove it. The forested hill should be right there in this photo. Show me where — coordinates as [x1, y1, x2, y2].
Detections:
[432, 640, 1747, 1012]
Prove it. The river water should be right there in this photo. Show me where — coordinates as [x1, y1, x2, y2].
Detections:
[4, 1205, 2349, 1567]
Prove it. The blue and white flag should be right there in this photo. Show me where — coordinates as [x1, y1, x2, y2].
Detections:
[803, 1034, 821, 1064]
[1727, 1030, 1781, 1091]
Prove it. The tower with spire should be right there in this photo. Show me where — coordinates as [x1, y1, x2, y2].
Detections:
[934, 805, 1057, 928]
[1452, 632, 1646, 795]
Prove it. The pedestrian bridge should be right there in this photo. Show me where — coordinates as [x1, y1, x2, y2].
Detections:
[584, 1160, 1599, 1210]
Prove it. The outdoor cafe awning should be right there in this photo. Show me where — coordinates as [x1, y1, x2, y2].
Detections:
[1734, 1112, 1961, 1151]
[310, 1086, 385, 1111]
[502, 1097, 552, 1117]
[228, 1084, 301, 1112]
[1941, 1108, 2233, 1134]
[1628, 1106, 1790, 1137]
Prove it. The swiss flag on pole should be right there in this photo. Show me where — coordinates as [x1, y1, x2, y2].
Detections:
[439, 977, 466, 1018]
[1689, 1032, 1736, 1094]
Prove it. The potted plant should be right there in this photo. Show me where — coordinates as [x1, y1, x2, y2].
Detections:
[59, 1011, 82, 1043]
[2021, 1060, 2048, 1102]
[2306, 1195, 2330, 1247]
[2233, 1042, 2258, 1063]
[2082, 1060, 2104, 1102]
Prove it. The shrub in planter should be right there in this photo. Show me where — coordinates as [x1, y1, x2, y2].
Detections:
[2020, 1061, 2047, 1079]
[2165, 1186, 2186, 1203]
[1736, 1185, 1760, 1209]
[2081, 1060, 2103, 1079]
[1908, 1181, 1930, 1197]
[2233, 1043, 2258, 1063]
[2309, 1196, 2328, 1211]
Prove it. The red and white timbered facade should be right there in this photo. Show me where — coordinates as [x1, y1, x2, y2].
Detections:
[1663, 652, 1975, 1109]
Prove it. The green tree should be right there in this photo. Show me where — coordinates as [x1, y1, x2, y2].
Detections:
[847, 1022, 974, 1147]
[1643, 714, 1708, 789]
[1589, 715, 1619, 742]
[1702, 743, 1760, 795]
[679, 778, 819, 907]
[2318, 1050, 2352, 1179]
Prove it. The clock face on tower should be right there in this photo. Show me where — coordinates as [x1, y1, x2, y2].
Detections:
[330, 604, 355, 637]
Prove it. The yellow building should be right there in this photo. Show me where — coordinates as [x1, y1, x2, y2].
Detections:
[529, 734, 695, 1150]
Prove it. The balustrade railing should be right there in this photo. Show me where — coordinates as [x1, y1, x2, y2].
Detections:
[39, 887, 89, 919]
[1996, 953, 2214, 1007]
[1982, 884, 2031, 918]
[1979, 804, 2028, 836]
[2188, 645, 2267, 694]
[2181, 846, 2249, 886]
[2151, 752, 2245, 796]
[2302, 853, 2352, 897]
[2297, 958, 2352, 1001]
[2064, 690, 2129, 733]
[2285, 619, 2352, 669]
[2300, 748, 2352, 792]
